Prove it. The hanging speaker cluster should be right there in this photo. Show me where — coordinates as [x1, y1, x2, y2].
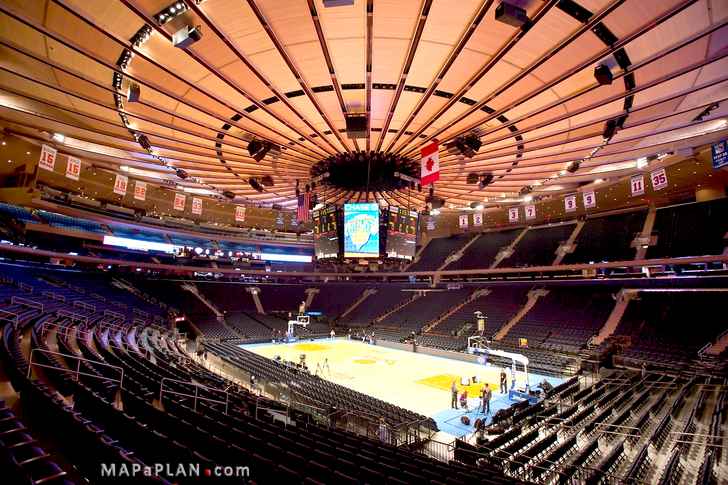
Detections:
[446, 133, 482, 159]
[247, 140, 279, 162]
[248, 178, 264, 193]
[467, 172, 494, 189]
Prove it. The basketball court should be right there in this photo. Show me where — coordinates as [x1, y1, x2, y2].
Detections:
[241, 338, 565, 436]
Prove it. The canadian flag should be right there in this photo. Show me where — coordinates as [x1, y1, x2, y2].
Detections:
[420, 141, 440, 186]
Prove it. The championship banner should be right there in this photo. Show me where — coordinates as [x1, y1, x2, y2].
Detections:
[473, 212, 483, 226]
[524, 204, 536, 220]
[191, 197, 203, 215]
[39, 144, 57, 171]
[420, 141, 440, 185]
[564, 194, 577, 213]
[173, 193, 186, 211]
[113, 174, 128, 196]
[65, 156, 81, 181]
[583, 190, 596, 209]
[508, 207, 519, 223]
[459, 214, 468, 229]
[234, 205, 246, 222]
[134, 181, 147, 201]
[650, 168, 668, 191]
[630, 174, 645, 196]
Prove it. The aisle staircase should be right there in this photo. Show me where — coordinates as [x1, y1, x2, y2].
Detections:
[493, 288, 548, 341]
[423, 289, 490, 333]
[374, 292, 422, 324]
[339, 288, 377, 320]
[593, 289, 639, 346]
[491, 227, 529, 268]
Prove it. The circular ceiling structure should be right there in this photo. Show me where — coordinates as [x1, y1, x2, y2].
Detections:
[0, 0, 727, 210]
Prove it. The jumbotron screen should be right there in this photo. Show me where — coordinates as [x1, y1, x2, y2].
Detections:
[312, 205, 340, 259]
[343, 202, 380, 258]
[385, 207, 418, 260]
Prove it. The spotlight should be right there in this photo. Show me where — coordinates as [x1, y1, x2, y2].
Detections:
[594, 64, 613, 85]
[52, 133, 65, 143]
[466, 172, 480, 184]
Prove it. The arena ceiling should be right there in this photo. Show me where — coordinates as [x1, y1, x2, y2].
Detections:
[0, 0, 727, 210]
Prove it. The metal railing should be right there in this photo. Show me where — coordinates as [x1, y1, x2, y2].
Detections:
[159, 377, 229, 415]
[18, 282, 33, 293]
[42, 291, 66, 302]
[11, 296, 43, 311]
[57, 309, 89, 324]
[103, 309, 124, 320]
[0, 309, 18, 325]
[27, 347, 124, 389]
[73, 300, 95, 312]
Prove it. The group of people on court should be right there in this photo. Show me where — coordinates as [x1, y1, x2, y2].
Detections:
[450, 368, 510, 415]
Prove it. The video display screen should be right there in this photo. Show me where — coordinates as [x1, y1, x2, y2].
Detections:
[312, 205, 340, 259]
[385, 207, 418, 260]
[343, 202, 380, 258]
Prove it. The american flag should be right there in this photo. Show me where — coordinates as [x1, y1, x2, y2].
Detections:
[297, 191, 311, 222]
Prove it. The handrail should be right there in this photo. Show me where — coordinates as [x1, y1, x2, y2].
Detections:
[27, 347, 124, 389]
[0, 309, 18, 324]
[42, 291, 66, 302]
[103, 309, 124, 320]
[18, 282, 33, 293]
[73, 300, 95, 312]
[57, 309, 89, 324]
[11, 296, 43, 311]
[159, 377, 229, 415]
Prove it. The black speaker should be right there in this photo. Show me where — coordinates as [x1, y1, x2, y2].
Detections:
[247, 140, 263, 157]
[594, 64, 613, 85]
[603, 119, 617, 139]
[466, 172, 480, 184]
[495, 1, 529, 28]
[260, 175, 274, 187]
[127, 83, 140, 103]
[222, 190, 235, 199]
[345, 114, 367, 138]
[175, 168, 188, 179]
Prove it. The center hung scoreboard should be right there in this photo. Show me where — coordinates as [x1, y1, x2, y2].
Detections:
[312, 203, 419, 261]
[385, 206, 418, 260]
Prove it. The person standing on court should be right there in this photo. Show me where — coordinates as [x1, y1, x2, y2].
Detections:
[481, 385, 491, 414]
[500, 368, 507, 394]
[451, 380, 459, 409]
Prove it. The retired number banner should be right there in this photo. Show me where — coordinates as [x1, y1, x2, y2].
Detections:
[65, 156, 81, 181]
[134, 181, 147, 201]
[191, 197, 203, 215]
[650, 168, 668, 191]
[630, 174, 645, 196]
[113, 174, 128, 196]
[173, 193, 186, 211]
[39, 144, 57, 171]
[524, 204, 536, 220]
[508, 207, 519, 223]
[583, 190, 596, 209]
